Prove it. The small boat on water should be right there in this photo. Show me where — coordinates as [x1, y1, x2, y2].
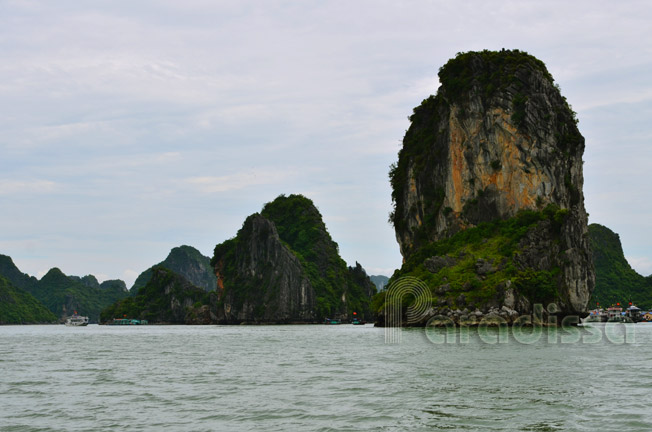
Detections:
[323, 318, 341, 325]
[65, 313, 89, 327]
[106, 318, 148, 325]
[351, 312, 365, 325]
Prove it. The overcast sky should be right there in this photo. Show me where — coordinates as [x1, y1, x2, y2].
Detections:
[1, 0, 651, 287]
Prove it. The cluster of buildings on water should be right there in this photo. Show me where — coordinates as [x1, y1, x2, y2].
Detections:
[586, 303, 652, 323]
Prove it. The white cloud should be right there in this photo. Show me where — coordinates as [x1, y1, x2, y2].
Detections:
[0, 179, 57, 195]
[186, 169, 294, 194]
[32, 121, 115, 145]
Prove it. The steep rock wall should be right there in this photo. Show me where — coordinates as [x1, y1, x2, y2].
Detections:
[213, 214, 316, 323]
[389, 50, 594, 318]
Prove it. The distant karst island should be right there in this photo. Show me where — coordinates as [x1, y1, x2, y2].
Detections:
[102, 194, 376, 324]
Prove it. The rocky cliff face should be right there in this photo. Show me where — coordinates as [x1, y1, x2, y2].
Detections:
[213, 213, 316, 323]
[389, 50, 594, 320]
[212, 194, 376, 324]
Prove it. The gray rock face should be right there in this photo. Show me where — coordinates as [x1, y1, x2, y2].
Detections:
[142, 267, 217, 324]
[212, 195, 376, 324]
[69, 275, 100, 289]
[100, 279, 127, 292]
[474, 258, 495, 276]
[425, 256, 457, 273]
[213, 214, 316, 323]
[389, 50, 594, 317]
[513, 219, 593, 313]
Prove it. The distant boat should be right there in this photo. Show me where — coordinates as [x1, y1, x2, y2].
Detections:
[625, 305, 642, 322]
[323, 318, 341, 325]
[65, 313, 89, 327]
[351, 312, 365, 325]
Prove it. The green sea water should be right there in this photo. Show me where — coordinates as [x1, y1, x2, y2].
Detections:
[1, 323, 650, 431]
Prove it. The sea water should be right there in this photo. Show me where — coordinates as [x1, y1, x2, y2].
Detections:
[1, 323, 651, 431]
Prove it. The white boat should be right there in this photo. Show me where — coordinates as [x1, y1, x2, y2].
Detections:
[65, 313, 89, 326]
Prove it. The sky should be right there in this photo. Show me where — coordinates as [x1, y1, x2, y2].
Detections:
[1, 0, 651, 288]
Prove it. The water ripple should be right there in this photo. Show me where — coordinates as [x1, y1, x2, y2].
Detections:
[1, 324, 652, 431]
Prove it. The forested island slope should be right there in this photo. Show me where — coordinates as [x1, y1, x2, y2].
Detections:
[0, 254, 128, 323]
[130, 245, 216, 294]
[0, 275, 57, 324]
[588, 224, 652, 308]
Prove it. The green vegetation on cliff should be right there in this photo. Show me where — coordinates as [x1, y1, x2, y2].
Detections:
[0, 254, 38, 292]
[130, 245, 216, 294]
[0, 275, 57, 324]
[437, 49, 577, 131]
[101, 267, 214, 324]
[0, 254, 129, 323]
[438, 49, 553, 105]
[589, 224, 652, 309]
[28, 268, 128, 322]
[378, 205, 570, 314]
[388, 93, 444, 234]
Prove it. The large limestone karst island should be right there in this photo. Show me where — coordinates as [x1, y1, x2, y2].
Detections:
[384, 49, 594, 325]
[211, 194, 376, 324]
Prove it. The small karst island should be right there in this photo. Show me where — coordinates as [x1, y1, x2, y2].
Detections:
[2, 49, 652, 326]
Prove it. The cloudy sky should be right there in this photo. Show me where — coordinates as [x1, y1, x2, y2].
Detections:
[1, 0, 651, 287]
